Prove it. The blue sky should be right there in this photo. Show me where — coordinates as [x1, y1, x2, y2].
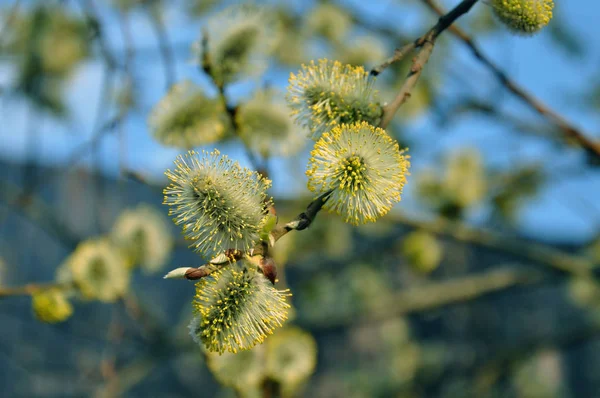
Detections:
[0, 0, 599, 243]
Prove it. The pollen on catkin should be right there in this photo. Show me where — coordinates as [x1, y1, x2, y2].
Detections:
[491, 0, 554, 34]
[306, 121, 410, 225]
[194, 4, 278, 86]
[148, 80, 226, 149]
[236, 89, 306, 158]
[287, 59, 383, 140]
[56, 239, 129, 302]
[189, 261, 291, 354]
[163, 150, 272, 259]
[32, 288, 73, 323]
[111, 204, 173, 274]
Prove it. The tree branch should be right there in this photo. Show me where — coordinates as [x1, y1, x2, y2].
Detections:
[167, 192, 332, 281]
[147, 4, 175, 90]
[421, 0, 600, 162]
[378, 0, 480, 128]
[314, 266, 543, 330]
[391, 212, 595, 278]
[0, 281, 72, 298]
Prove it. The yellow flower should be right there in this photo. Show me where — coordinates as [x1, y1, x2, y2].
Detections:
[491, 0, 554, 34]
[32, 288, 73, 323]
[287, 59, 382, 140]
[307, 121, 410, 225]
[164, 150, 272, 258]
[189, 261, 290, 354]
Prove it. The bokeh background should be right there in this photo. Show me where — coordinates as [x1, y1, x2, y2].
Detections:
[1, 0, 600, 397]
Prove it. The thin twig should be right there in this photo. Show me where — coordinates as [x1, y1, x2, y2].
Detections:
[0, 281, 72, 298]
[12, 115, 123, 207]
[147, 5, 175, 90]
[201, 29, 265, 175]
[0, 0, 21, 48]
[172, 192, 332, 281]
[81, 0, 119, 71]
[421, 0, 600, 162]
[379, 0, 480, 128]
[370, 42, 417, 76]
[116, 10, 135, 176]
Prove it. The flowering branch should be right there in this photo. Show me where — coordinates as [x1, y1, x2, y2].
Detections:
[421, 0, 600, 162]
[164, 191, 332, 281]
[378, 0, 480, 128]
[200, 29, 265, 174]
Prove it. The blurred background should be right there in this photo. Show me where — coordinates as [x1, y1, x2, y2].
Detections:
[1, 0, 600, 397]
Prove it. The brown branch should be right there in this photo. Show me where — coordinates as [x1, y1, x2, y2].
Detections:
[379, 0, 480, 128]
[421, 0, 600, 162]
[170, 192, 332, 281]
[0, 281, 72, 298]
[370, 42, 416, 76]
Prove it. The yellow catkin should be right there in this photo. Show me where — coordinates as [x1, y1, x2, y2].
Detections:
[491, 0, 554, 34]
[306, 121, 410, 225]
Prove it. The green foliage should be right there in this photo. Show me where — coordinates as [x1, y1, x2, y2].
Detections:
[297, 263, 394, 325]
